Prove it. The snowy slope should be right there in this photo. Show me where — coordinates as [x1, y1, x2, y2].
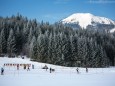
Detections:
[110, 28, 115, 33]
[0, 57, 115, 86]
[62, 13, 115, 29]
[0, 57, 63, 70]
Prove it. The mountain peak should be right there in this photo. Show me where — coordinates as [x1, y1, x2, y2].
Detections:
[62, 13, 115, 29]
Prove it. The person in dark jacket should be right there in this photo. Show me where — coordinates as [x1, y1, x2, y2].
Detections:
[86, 67, 88, 73]
[50, 68, 52, 73]
[1, 67, 4, 75]
[24, 64, 26, 69]
[76, 68, 79, 74]
[32, 64, 34, 69]
[27, 65, 30, 71]
[17, 64, 19, 70]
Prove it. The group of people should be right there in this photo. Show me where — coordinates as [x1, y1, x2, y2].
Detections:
[49, 67, 55, 73]
[42, 65, 55, 73]
[17, 64, 29, 70]
[0, 64, 35, 75]
[1, 64, 89, 75]
[17, 64, 34, 71]
[76, 67, 88, 73]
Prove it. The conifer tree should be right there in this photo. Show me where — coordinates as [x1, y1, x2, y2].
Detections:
[7, 29, 16, 57]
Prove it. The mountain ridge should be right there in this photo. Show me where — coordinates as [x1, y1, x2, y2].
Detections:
[61, 13, 115, 29]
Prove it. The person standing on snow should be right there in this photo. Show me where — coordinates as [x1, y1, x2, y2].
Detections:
[1, 67, 4, 75]
[27, 65, 30, 71]
[76, 68, 79, 74]
[32, 64, 34, 69]
[24, 64, 26, 70]
[17, 64, 19, 70]
[86, 67, 88, 73]
[50, 68, 52, 73]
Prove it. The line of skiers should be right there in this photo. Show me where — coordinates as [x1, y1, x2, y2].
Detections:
[76, 67, 88, 73]
[1, 64, 35, 75]
[17, 64, 34, 71]
[1, 64, 88, 75]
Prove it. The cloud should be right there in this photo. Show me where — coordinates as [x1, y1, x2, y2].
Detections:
[54, 0, 71, 4]
[87, 0, 115, 4]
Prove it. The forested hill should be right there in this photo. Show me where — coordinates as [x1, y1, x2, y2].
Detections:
[0, 14, 115, 67]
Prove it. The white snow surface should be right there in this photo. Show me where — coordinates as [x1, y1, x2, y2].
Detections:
[0, 57, 115, 86]
[62, 13, 115, 29]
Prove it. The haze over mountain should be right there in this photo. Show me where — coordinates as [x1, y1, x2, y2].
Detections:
[61, 13, 115, 30]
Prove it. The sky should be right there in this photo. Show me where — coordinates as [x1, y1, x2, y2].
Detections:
[0, 0, 115, 23]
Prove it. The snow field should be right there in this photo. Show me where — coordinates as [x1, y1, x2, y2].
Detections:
[0, 57, 115, 86]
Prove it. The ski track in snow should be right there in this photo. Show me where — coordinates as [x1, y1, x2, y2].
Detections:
[0, 57, 115, 86]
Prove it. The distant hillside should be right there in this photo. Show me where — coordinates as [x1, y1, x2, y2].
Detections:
[0, 14, 115, 67]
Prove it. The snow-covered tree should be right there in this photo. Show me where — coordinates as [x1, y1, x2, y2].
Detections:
[0, 29, 7, 54]
[7, 29, 16, 56]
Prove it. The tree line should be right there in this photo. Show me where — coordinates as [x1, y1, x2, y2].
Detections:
[0, 14, 115, 67]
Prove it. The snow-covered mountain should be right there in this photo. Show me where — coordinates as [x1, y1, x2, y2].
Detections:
[61, 13, 115, 30]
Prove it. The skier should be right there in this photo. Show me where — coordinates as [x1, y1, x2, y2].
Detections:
[76, 68, 79, 74]
[50, 67, 52, 73]
[45, 65, 48, 71]
[24, 64, 26, 70]
[27, 65, 30, 71]
[1, 67, 4, 75]
[17, 64, 19, 70]
[86, 67, 88, 73]
[32, 64, 34, 69]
